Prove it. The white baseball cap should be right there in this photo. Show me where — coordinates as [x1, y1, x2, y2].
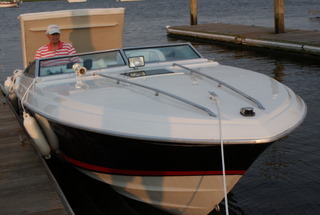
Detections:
[46, 24, 61, 35]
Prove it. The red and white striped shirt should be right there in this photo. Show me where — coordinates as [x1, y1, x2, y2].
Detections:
[35, 42, 79, 67]
[35, 41, 76, 59]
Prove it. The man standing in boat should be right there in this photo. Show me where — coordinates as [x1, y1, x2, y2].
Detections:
[34, 24, 76, 59]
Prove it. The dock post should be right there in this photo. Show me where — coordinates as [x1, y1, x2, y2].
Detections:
[190, 0, 197, 25]
[274, 0, 285, 33]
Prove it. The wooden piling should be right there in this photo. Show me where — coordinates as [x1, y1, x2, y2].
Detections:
[274, 0, 285, 33]
[190, 0, 197, 25]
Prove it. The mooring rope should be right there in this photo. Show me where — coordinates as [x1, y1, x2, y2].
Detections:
[209, 91, 229, 215]
[20, 78, 36, 114]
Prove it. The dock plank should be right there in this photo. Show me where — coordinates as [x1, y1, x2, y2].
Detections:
[167, 23, 320, 55]
[0, 93, 72, 215]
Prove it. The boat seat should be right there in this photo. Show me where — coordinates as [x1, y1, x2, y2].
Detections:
[126, 49, 166, 62]
[66, 59, 92, 70]
[83, 59, 93, 70]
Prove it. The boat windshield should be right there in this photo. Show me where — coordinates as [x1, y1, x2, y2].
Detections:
[123, 44, 201, 63]
[38, 50, 125, 76]
[35, 44, 202, 77]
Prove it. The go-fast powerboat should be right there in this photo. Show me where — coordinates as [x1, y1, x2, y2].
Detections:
[2, 8, 306, 215]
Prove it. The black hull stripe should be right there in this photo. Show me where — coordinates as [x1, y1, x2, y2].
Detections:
[62, 154, 245, 176]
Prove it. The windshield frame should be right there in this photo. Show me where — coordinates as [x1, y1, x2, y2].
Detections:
[30, 43, 203, 78]
[122, 43, 202, 63]
[36, 49, 126, 77]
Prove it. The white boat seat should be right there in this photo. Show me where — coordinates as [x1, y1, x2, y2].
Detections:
[125, 49, 166, 62]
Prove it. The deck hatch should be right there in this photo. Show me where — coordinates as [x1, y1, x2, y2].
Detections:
[121, 69, 174, 78]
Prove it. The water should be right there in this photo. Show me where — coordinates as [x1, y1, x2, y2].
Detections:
[1, 0, 320, 214]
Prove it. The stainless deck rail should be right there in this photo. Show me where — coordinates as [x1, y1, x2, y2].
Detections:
[173, 63, 265, 110]
[93, 73, 217, 117]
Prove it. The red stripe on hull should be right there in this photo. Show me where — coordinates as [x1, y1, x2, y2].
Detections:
[62, 154, 246, 176]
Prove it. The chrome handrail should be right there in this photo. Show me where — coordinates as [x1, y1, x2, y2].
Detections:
[93, 73, 216, 117]
[173, 63, 265, 110]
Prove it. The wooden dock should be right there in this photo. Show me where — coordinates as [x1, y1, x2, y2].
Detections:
[167, 23, 320, 56]
[0, 92, 73, 215]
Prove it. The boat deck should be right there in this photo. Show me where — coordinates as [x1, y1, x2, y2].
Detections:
[167, 23, 320, 56]
[0, 92, 73, 215]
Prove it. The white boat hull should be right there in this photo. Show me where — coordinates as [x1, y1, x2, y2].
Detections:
[0, 2, 19, 8]
[79, 169, 242, 215]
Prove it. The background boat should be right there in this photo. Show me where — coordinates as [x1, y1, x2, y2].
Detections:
[67, 0, 87, 3]
[0, 0, 22, 8]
